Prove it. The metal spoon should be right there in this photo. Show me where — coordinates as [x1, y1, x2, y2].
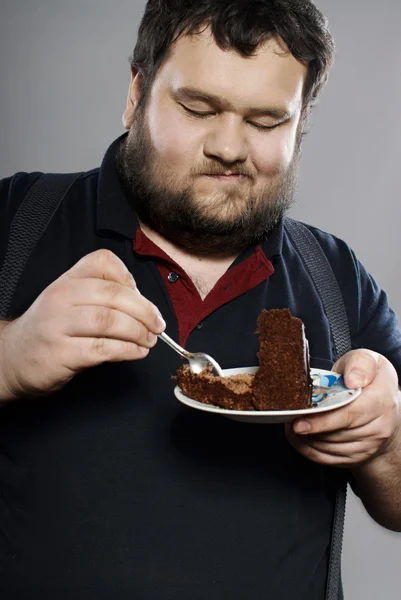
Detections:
[158, 331, 224, 377]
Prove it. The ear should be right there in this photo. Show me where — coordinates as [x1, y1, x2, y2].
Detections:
[122, 68, 143, 129]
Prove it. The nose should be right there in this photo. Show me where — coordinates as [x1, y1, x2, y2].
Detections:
[203, 115, 248, 164]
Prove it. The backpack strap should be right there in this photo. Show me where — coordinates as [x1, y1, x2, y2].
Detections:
[0, 172, 82, 319]
[284, 216, 351, 600]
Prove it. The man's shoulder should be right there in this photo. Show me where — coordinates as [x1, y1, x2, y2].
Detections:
[284, 218, 363, 318]
[0, 169, 101, 274]
[0, 171, 43, 222]
[284, 218, 356, 270]
[0, 168, 100, 225]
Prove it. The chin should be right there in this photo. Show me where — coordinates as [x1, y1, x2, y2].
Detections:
[195, 194, 250, 220]
[196, 207, 245, 226]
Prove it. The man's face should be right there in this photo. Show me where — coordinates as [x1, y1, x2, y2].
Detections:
[120, 29, 307, 256]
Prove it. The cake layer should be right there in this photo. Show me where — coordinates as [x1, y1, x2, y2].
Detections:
[176, 365, 255, 410]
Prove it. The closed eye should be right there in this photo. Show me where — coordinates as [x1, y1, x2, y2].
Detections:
[180, 103, 283, 130]
[179, 103, 215, 118]
[247, 121, 280, 131]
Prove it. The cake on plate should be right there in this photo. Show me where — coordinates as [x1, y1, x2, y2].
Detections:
[174, 308, 313, 411]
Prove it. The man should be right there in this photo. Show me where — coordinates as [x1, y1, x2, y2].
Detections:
[0, 1, 400, 598]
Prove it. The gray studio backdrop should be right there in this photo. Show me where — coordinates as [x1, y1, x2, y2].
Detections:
[0, 0, 400, 598]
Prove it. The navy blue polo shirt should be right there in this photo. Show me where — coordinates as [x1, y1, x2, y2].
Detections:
[0, 135, 400, 599]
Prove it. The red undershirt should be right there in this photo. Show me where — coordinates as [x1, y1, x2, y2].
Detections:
[134, 229, 274, 347]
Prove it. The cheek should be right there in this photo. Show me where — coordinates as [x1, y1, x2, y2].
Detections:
[146, 104, 200, 170]
[251, 127, 298, 175]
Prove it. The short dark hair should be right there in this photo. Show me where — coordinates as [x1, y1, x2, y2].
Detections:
[130, 0, 335, 116]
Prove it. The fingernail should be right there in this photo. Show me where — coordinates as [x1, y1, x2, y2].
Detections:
[349, 370, 366, 388]
[156, 315, 166, 331]
[294, 421, 311, 434]
[147, 332, 157, 346]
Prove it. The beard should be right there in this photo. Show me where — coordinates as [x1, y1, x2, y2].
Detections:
[116, 108, 302, 258]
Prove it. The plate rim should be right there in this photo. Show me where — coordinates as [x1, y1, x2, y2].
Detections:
[174, 367, 361, 417]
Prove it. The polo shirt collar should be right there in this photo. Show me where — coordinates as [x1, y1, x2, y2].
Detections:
[260, 217, 284, 260]
[96, 133, 285, 258]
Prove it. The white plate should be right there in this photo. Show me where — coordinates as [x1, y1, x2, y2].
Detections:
[174, 367, 362, 424]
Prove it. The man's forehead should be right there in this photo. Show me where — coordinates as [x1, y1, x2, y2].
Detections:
[152, 27, 307, 111]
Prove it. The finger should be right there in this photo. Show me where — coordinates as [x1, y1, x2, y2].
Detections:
[293, 392, 374, 435]
[285, 425, 368, 466]
[302, 438, 372, 458]
[294, 434, 379, 464]
[67, 337, 150, 370]
[333, 349, 379, 389]
[67, 249, 137, 288]
[65, 306, 159, 348]
[301, 420, 380, 444]
[292, 441, 370, 466]
[67, 277, 165, 334]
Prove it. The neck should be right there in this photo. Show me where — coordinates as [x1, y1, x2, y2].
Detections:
[139, 223, 239, 300]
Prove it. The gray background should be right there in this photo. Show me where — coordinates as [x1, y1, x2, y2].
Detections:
[0, 0, 400, 597]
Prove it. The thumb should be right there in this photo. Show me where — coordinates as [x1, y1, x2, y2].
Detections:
[333, 350, 379, 389]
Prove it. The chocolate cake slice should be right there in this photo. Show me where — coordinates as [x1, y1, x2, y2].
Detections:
[174, 308, 313, 411]
[176, 366, 254, 410]
[253, 309, 312, 410]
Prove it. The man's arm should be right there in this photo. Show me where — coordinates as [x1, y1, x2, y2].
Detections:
[286, 350, 401, 532]
[0, 320, 17, 402]
[351, 388, 401, 531]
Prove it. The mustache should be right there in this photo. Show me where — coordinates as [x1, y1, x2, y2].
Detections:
[191, 162, 255, 179]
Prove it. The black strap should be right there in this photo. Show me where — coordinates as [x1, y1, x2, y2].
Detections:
[285, 217, 351, 600]
[284, 218, 352, 357]
[0, 173, 82, 319]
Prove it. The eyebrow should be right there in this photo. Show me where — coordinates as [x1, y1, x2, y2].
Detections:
[172, 86, 293, 121]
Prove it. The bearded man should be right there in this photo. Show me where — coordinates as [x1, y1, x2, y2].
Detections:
[0, 1, 400, 599]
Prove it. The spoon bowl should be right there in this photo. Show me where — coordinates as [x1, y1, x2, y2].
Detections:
[158, 331, 224, 377]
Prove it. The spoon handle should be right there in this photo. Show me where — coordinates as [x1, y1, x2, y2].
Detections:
[158, 332, 192, 360]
